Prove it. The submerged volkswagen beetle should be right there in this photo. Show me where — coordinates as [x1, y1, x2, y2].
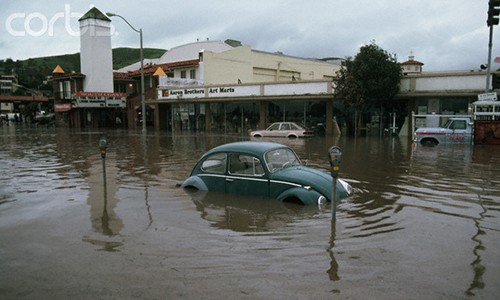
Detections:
[181, 141, 352, 205]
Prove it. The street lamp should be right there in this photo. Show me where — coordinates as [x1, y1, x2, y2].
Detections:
[106, 12, 146, 132]
[485, 0, 500, 91]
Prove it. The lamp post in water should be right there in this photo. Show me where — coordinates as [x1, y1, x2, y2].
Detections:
[107, 12, 146, 133]
[328, 146, 342, 218]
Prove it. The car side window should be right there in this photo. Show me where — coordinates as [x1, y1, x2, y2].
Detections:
[201, 153, 227, 173]
[229, 154, 265, 176]
[268, 123, 280, 131]
[450, 120, 466, 130]
[281, 123, 290, 130]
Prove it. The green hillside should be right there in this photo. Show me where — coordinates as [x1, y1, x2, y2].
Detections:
[0, 47, 166, 95]
[112, 48, 166, 69]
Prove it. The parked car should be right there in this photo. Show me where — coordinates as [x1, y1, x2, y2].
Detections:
[249, 122, 314, 138]
[180, 141, 352, 205]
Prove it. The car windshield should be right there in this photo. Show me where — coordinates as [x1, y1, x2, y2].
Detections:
[264, 148, 301, 172]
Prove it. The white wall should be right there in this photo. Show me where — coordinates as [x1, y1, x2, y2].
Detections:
[158, 40, 233, 63]
[80, 19, 113, 92]
[400, 72, 487, 93]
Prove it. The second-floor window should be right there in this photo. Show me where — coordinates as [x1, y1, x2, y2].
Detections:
[180, 70, 186, 79]
[190, 69, 196, 79]
[59, 81, 71, 99]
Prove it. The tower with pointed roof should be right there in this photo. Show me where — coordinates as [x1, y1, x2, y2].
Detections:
[79, 7, 113, 92]
[400, 52, 424, 75]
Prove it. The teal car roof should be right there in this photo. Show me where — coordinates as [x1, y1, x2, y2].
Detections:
[204, 141, 286, 157]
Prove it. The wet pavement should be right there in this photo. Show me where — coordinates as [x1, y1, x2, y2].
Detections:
[1, 126, 500, 299]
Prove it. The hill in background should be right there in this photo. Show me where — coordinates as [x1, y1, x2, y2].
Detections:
[0, 47, 166, 95]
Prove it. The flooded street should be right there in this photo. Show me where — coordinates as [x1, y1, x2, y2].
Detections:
[1, 126, 500, 299]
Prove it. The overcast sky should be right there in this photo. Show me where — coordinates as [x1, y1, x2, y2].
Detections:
[1, 0, 498, 72]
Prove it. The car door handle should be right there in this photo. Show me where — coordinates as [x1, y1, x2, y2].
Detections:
[226, 178, 234, 182]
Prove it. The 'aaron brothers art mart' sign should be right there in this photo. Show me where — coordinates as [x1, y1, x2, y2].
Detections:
[158, 81, 331, 100]
[158, 85, 260, 100]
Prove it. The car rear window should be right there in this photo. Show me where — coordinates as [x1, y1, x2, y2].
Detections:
[201, 153, 227, 173]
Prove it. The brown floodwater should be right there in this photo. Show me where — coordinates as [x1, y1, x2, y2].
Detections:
[1, 126, 499, 299]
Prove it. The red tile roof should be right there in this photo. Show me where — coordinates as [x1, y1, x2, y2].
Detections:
[116, 59, 200, 78]
[400, 59, 424, 66]
[51, 72, 85, 79]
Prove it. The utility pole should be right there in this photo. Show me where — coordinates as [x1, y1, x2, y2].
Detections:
[486, 0, 500, 91]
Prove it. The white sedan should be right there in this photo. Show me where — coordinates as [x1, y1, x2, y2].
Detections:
[249, 122, 314, 138]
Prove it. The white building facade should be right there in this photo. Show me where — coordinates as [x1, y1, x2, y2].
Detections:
[79, 7, 113, 93]
[117, 39, 343, 133]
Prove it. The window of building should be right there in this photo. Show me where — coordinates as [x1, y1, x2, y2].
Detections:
[59, 81, 71, 99]
[190, 69, 196, 79]
[64, 81, 71, 99]
[180, 70, 186, 79]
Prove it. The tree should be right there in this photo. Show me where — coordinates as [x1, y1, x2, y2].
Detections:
[334, 41, 402, 136]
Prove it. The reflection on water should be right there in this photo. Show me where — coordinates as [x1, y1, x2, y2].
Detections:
[85, 153, 123, 236]
[466, 196, 487, 296]
[1, 127, 500, 298]
[187, 189, 322, 233]
[326, 219, 340, 281]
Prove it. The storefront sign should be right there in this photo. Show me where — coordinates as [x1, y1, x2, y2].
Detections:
[158, 81, 331, 100]
[477, 92, 497, 102]
[75, 92, 126, 98]
[161, 88, 205, 99]
[207, 85, 259, 98]
[158, 85, 260, 99]
[72, 91, 127, 108]
[54, 103, 72, 112]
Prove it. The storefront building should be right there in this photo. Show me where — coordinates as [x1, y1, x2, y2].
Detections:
[117, 38, 343, 133]
[397, 69, 499, 136]
[152, 79, 340, 135]
[50, 7, 499, 138]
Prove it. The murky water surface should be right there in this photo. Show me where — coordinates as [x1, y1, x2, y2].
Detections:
[1, 126, 499, 299]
